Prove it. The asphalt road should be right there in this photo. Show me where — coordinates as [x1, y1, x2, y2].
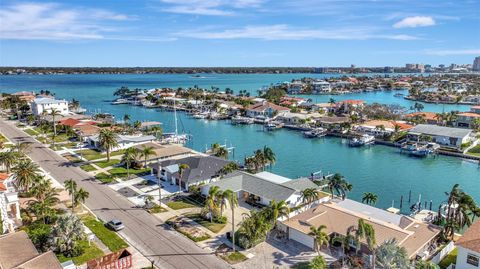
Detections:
[0, 119, 230, 269]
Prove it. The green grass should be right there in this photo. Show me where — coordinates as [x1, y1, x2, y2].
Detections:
[166, 200, 199, 210]
[148, 205, 168, 213]
[175, 227, 210, 242]
[107, 167, 150, 177]
[63, 154, 83, 163]
[292, 262, 311, 269]
[221, 252, 248, 264]
[56, 240, 104, 265]
[78, 149, 124, 161]
[467, 144, 480, 157]
[80, 164, 97, 172]
[82, 216, 128, 252]
[24, 128, 38, 136]
[185, 213, 226, 233]
[0, 133, 7, 142]
[94, 159, 120, 168]
[94, 172, 115, 184]
[439, 248, 458, 269]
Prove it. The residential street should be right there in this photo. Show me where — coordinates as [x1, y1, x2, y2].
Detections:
[0, 119, 230, 269]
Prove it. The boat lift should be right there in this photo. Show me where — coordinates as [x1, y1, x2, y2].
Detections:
[205, 139, 236, 159]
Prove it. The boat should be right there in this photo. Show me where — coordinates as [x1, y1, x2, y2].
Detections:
[111, 98, 130, 105]
[264, 121, 283, 131]
[401, 142, 439, 157]
[231, 116, 254, 125]
[192, 112, 208, 119]
[394, 93, 404, 97]
[303, 128, 327, 138]
[348, 134, 375, 147]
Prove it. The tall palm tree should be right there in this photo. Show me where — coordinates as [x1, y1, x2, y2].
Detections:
[214, 147, 229, 159]
[64, 179, 77, 210]
[0, 150, 17, 172]
[177, 163, 190, 192]
[123, 114, 131, 129]
[14, 141, 31, 155]
[309, 225, 330, 254]
[356, 219, 376, 268]
[375, 238, 409, 269]
[218, 162, 239, 177]
[327, 173, 352, 200]
[362, 192, 378, 205]
[139, 145, 155, 168]
[301, 188, 319, 207]
[262, 146, 276, 167]
[205, 186, 220, 222]
[98, 129, 118, 162]
[121, 147, 138, 180]
[49, 108, 61, 147]
[28, 184, 59, 224]
[74, 188, 89, 208]
[268, 200, 290, 227]
[12, 159, 41, 192]
[224, 189, 238, 251]
[253, 149, 265, 171]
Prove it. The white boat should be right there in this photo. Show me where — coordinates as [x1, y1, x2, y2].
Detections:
[111, 98, 130, 105]
[303, 128, 327, 138]
[192, 113, 208, 119]
[264, 121, 283, 131]
[348, 134, 375, 147]
[231, 116, 254, 125]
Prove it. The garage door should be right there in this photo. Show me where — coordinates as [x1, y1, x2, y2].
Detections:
[289, 228, 315, 249]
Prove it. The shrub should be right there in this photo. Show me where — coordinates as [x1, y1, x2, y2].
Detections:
[25, 222, 52, 252]
[213, 216, 227, 224]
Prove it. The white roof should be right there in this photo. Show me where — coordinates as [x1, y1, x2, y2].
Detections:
[33, 97, 67, 105]
[254, 171, 291, 184]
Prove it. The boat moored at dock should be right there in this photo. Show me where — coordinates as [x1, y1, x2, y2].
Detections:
[348, 134, 375, 147]
[303, 128, 327, 138]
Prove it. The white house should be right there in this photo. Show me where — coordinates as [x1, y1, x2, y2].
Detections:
[407, 124, 474, 148]
[246, 101, 290, 119]
[287, 81, 304, 94]
[31, 97, 69, 116]
[87, 134, 156, 152]
[0, 173, 21, 234]
[455, 220, 480, 268]
[311, 81, 331, 93]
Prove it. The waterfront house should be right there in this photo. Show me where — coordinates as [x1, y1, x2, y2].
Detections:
[87, 134, 156, 152]
[201, 171, 322, 208]
[75, 124, 101, 140]
[403, 112, 439, 125]
[335, 99, 365, 113]
[456, 112, 480, 128]
[464, 96, 480, 105]
[31, 97, 69, 116]
[471, 106, 480, 114]
[407, 124, 473, 148]
[0, 173, 21, 233]
[137, 142, 192, 164]
[276, 112, 318, 125]
[287, 81, 304, 94]
[355, 120, 413, 137]
[455, 220, 480, 269]
[11, 91, 36, 102]
[0, 231, 62, 269]
[150, 155, 231, 190]
[279, 96, 307, 107]
[246, 101, 290, 119]
[279, 198, 441, 260]
[316, 116, 350, 132]
[311, 80, 331, 93]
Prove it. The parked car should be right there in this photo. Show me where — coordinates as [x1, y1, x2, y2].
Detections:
[106, 219, 125, 231]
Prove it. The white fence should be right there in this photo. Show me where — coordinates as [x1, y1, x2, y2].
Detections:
[430, 241, 455, 264]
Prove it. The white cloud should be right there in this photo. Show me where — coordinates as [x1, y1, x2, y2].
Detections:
[0, 2, 133, 40]
[174, 24, 418, 41]
[158, 0, 265, 16]
[393, 16, 436, 28]
[424, 49, 480, 56]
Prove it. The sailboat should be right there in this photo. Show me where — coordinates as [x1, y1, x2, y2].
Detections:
[163, 97, 190, 144]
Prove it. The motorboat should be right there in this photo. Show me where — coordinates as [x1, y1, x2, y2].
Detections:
[348, 134, 375, 147]
[303, 128, 327, 138]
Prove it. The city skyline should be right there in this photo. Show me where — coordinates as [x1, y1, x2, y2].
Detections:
[0, 0, 479, 67]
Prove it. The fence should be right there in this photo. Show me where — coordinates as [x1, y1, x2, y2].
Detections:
[430, 241, 455, 264]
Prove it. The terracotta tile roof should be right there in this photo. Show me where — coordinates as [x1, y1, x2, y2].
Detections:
[337, 99, 365, 105]
[0, 173, 9, 180]
[248, 101, 290, 112]
[74, 124, 100, 136]
[361, 120, 413, 130]
[59, 118, 81, 127]
[456, 221, 480, 253]
[87, 249, 131, 269]
[404, 112, 437, 121]
[0, 183, 6, 191]
[458, 112, 480, 118]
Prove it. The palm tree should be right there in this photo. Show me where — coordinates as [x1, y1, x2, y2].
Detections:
[14, 141, 31, 155]
[262, 146, 276, 167]
[253, 149, 265, 171]
[123, 114, 131, 129]
[362, 192, 378, 205]
[177, 163, 189, 192]
[0, 150, 17, 172]
[214, 147, 229, 159]
[309, 225, 330, 254]
[415, 260, 440, 269]
[224, 189, 238, 251]
[49, 108, 61, 147]
[267, 200, 290, 227]
[143, 195, 154, 208]
[327, 173, 352, 200]
[218, 162, 239, 177]
[356, 219, 376, 267]
[48, 214, 85, 256]
[12, 159, 41, 192]
[98, 129, 118, 162]
[64, 179, 77, 210]
[301, 188, 319, 207]
[205, 186, 220, 222]
[121, 147, 138, 180]
[74, 188, 89, 208]
[139, 145, 155, 168]
[28, 181, 60, 224]
[375, 238, 409, 269]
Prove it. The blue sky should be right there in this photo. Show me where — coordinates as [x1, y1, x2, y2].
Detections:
[0, 0, 479, 67]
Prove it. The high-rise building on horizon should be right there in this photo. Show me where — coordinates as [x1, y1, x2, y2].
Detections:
[473, 56, 480, 71]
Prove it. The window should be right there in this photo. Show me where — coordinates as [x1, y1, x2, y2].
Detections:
[467, 253, 480, 267]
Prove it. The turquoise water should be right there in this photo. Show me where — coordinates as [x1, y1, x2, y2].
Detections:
[1, 74, 478, 211]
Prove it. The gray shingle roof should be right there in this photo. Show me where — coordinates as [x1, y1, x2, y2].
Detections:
[208, 171, 300, 202]
[153, 155, 231, 184]
[408, 124, 472, 139]
[281, 178, 318, 191]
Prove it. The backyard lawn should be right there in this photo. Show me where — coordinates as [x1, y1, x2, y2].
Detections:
[82, 216, 128, 252]
[56, 240, 104, 265]
[94, 159, 120, 168]
[184, 213, 226, 233]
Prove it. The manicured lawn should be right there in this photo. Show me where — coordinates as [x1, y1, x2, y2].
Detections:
[439, 248, 458, 269]
[24, 128, 38, 136]
[467, 144, 480, 157]
[94, 159, 120, 168]
[148, 205, 168, 213]
[80, 164, 97, 172]
[185, 213, 226, 233]
[63, 154, 83, 163]
[56, 240, 104, 265]
[82, 216, 128, 252]
[94, 172, 115, 184]
[78, 149, 124, 161]
[221, 252, 247, 264]
[166, 200, 199, 210]
[107, 167, 150, 177]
